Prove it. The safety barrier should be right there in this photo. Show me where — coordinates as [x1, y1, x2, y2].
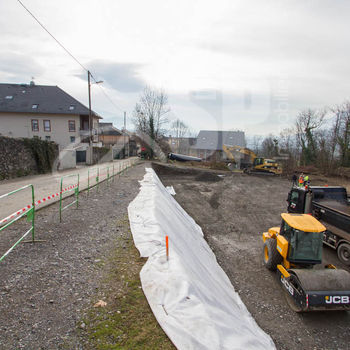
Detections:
[99, 165, 115, 186]
[0, 184, 35, 262]
[87, 167, 100, 194]
[0, 158, 139, 260]
[59, 174, 79, 223]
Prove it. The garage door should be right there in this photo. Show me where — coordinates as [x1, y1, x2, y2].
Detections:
[76, 150, 86, 163]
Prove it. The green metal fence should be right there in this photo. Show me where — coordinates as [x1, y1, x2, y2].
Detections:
[59, 174, 79, 222]
[0, 184, 35, 262]
[0, 158, 139, 258]
[85, 159, 135, 195]
[87, 167, 99, 195]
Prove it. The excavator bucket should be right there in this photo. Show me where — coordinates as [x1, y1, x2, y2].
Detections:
[279, 268, 350, 312]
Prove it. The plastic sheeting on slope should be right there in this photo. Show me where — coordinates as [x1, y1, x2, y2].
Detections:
[128, 168, 275, 350]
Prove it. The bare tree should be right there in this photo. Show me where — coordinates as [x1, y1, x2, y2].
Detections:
[277, 127, 299, 172]
[295, 109, 326, 165]
[332, 101, 350, 167]
[250, 135, 263, 155]
[133, 86, 170, 142]
[279, 128, 297, 156]
[171, 119, 189, 139]
[169, 119, 190, 153]
[261, 135, 279, 158]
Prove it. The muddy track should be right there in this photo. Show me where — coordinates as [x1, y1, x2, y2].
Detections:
[155, 163, 350, 350]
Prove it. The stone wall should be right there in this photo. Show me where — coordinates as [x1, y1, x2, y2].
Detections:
[93, 147, 111, 164]
[0, 136, 58, 180]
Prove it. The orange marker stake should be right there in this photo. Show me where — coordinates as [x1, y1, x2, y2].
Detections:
[166, 235, 169, 261]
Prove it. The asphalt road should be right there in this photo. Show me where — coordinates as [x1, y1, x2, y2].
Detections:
[0, 158, 138, 220]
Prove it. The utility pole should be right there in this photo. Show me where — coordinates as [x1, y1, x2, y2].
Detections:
[123, 111, 127, 158]
[176, 119, 179, 153]
[88, 71, 92, 164]
[87, 71, 103, 165]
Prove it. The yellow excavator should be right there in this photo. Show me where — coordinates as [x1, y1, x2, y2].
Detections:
[262, 213, 350, 312]
[222, 144, 282, 175]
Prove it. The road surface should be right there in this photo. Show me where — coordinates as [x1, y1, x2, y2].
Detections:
[0, 158, 138, 220]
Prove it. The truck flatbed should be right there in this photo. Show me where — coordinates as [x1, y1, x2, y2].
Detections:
[316, 200, 350, 216]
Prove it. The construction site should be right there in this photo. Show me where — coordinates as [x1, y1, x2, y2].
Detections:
[0, 159, 349, 350]
[154, 161, 350, 349]
[2, 2, 350, 349]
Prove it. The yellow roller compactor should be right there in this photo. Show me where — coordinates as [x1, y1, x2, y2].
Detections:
[262, 213, 350, 312]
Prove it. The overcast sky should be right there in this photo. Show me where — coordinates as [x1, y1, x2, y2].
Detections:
[1, 0, 349, 137]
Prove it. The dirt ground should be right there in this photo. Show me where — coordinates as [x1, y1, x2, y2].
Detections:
[154, 163, 350, 350]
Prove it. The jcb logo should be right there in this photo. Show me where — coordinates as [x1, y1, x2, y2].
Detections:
[281, 277, 294, 296]
[325, 296, 349, 304]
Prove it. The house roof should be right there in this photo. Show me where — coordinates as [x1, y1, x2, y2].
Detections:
[195, 130, 245, 150]
[0, 83, 100, 118]
[167, 136, 197, 146]
[98, 122, 122, 136]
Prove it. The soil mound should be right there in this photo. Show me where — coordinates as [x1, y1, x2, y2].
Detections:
[195, 172, 223, 182]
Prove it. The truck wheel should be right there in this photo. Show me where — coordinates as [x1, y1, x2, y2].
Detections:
[337, 243, 350, 265]
[263, 239, 282, 271]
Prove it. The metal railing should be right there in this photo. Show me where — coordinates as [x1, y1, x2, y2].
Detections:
[59, 174, 79, 222]
[0, 184, 35, 262]
[0, 158, 139, 259]
[87, 167, 99, 195]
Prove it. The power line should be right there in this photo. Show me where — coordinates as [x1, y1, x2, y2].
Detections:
[16, 0, 124, 114]
[96, 84, 124, 113]
[16, 0, 88, 72]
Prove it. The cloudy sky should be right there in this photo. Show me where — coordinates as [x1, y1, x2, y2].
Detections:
[1, 0, 349, 137]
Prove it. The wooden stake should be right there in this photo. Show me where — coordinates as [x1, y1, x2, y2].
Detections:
[166, 235, 169, 261]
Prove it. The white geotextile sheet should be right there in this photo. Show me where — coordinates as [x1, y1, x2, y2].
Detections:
[128, 168, 275, 350]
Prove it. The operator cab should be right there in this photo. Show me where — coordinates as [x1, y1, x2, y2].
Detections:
[280, 213, 326, 266]
[253, 157, 265, 166]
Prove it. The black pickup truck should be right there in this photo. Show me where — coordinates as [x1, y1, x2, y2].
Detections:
[287, 186, 350, 265]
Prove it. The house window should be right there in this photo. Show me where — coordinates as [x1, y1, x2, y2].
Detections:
[43, 120, 51, 132]
[32, 104, 38, 109]
[70, 136, 76, 143]
[31, 119, 39, 132]
[69, 105, 75, 110]
[5, 95, 13, 99]
[45, 136, 51, 141]
[68, 120, 76, 132]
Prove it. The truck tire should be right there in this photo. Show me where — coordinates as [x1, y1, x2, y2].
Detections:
[263, 239, 283, 271]
[337, 243, 350, 265]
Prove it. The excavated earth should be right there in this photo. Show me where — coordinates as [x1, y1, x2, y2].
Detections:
[154, 162, 350, 350]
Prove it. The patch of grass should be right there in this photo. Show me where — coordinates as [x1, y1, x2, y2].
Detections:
[81, 217, 175, 350]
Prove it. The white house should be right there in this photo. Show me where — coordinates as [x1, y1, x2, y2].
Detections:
[0, 82, 101, 164]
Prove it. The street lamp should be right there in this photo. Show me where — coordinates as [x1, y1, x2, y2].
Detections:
[87, 70, 103, 164]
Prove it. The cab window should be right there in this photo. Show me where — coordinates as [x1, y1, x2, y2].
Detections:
[290, 190, 299, 202]
[289, 229, 322, 263]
